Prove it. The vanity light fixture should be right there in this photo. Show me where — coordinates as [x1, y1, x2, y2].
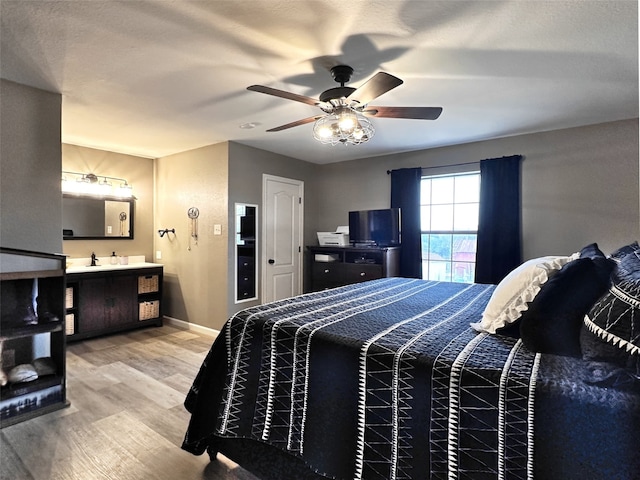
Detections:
[61, 171, 133, 198]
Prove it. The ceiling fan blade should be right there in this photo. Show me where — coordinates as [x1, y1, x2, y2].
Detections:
[348, 72, 403, 105]
[266, 115, 324, 132]
[247, 85, 320, 107]
[362, 106, 443, 120]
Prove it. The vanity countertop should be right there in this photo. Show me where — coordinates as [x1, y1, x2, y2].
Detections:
[66, 255, 163, 274]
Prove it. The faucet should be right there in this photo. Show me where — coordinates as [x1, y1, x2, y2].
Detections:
[90, 252, 99, 266]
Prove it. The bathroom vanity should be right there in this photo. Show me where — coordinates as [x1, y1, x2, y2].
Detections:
[66, 258, 163, 341]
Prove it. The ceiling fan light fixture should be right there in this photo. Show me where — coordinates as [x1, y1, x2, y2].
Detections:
[313, 109, 374, 146]
[352, 127, 365, 141]
[314, 121, 335, 139]
[336, 107, 357, 133]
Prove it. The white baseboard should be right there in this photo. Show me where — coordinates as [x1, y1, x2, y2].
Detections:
[163, 316, 219, 338]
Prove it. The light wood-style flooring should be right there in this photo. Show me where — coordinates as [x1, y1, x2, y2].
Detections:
[0, 325, 260, 480]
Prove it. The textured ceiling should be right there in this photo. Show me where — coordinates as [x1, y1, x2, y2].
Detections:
[1, 0, 637, 164]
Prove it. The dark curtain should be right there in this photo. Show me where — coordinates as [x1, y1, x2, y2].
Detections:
[391, 168, 422, 278]
[474, 155, 523, 284]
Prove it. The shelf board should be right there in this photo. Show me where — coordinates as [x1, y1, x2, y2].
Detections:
[0, 321, 63, 340]
[0, 399, 69, 428]
[0, 269, 64, 281]
[0, 375, 63, 401]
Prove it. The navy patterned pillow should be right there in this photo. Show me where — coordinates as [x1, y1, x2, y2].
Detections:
[581, 250, 640, 363]
[579, 242, 607, 260]
[520, 257, 613, 357]
[608, 241, 639, 263]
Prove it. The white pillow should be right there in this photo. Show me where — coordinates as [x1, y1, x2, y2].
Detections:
[471, 253, 579, 334]
[8, 364, 38, 383]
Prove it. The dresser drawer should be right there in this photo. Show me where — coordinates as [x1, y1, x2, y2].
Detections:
[311, 263, 344, 290]
[343, 263, 383, 283]
[312, 263, 342, 280]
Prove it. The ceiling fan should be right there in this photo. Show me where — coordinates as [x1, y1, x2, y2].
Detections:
[247, 65, 443, 145]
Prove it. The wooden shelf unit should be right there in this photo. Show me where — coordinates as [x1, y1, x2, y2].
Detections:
[0, 247, 69, 427]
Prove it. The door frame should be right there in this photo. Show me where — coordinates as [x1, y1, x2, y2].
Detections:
[261, 174, 304, 302]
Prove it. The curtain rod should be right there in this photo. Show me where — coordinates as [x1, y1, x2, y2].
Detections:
[386, 154, 523, 174]
[386, 160, 479, 175]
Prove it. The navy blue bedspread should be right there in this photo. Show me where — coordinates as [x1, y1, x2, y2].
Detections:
[182, 278, 640, 480]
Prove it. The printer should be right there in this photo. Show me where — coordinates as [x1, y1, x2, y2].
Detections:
[316, 226, 349, 247]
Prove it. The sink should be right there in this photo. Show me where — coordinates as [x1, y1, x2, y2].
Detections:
[66, 255, 160, 274]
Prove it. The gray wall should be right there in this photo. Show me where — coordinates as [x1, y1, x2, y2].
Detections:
[315, 119, 639, 259]
[227, 142, 320, 317]
[0, 79, 62, 254]
[155, 142, 229, 331]
[154, 141, 319, 328]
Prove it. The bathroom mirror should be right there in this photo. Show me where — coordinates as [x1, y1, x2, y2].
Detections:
[235, 203, 257, 303]
[62, 194, 135, 240]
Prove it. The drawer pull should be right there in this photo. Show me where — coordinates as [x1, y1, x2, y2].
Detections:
[360, 272, 366, 277]
[324, 269, 330, 274]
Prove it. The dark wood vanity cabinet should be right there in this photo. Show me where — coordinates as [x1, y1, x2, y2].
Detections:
[67, 267, 163, 341]
[75, 275, 136, 332]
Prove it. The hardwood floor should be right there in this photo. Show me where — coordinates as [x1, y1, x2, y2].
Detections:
[0, 325, 260, 480]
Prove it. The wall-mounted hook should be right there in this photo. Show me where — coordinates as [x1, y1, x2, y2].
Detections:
[158, 228, 175, 238]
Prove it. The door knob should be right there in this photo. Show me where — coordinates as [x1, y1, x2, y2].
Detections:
[268, 259, 275, 264]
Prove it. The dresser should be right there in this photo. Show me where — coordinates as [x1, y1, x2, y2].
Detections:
[307, 246, 400, 292]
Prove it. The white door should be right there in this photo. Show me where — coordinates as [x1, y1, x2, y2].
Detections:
[262, 174, 304, 303]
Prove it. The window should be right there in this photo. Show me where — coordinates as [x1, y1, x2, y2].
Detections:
[420, 172, 480, 283]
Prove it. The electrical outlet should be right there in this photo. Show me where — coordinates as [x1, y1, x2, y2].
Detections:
[214, 224, 222, 235]
[107, 225, 112, 234]
[156, 250, 162, 260]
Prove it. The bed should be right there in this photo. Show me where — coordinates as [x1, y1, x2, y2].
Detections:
[182, 243, 640, 480]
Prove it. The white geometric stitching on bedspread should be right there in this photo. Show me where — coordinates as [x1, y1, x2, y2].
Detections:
[354, 284, 496, 480]
[431, 332, 539, 480]
[216, 279, 540, 480]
